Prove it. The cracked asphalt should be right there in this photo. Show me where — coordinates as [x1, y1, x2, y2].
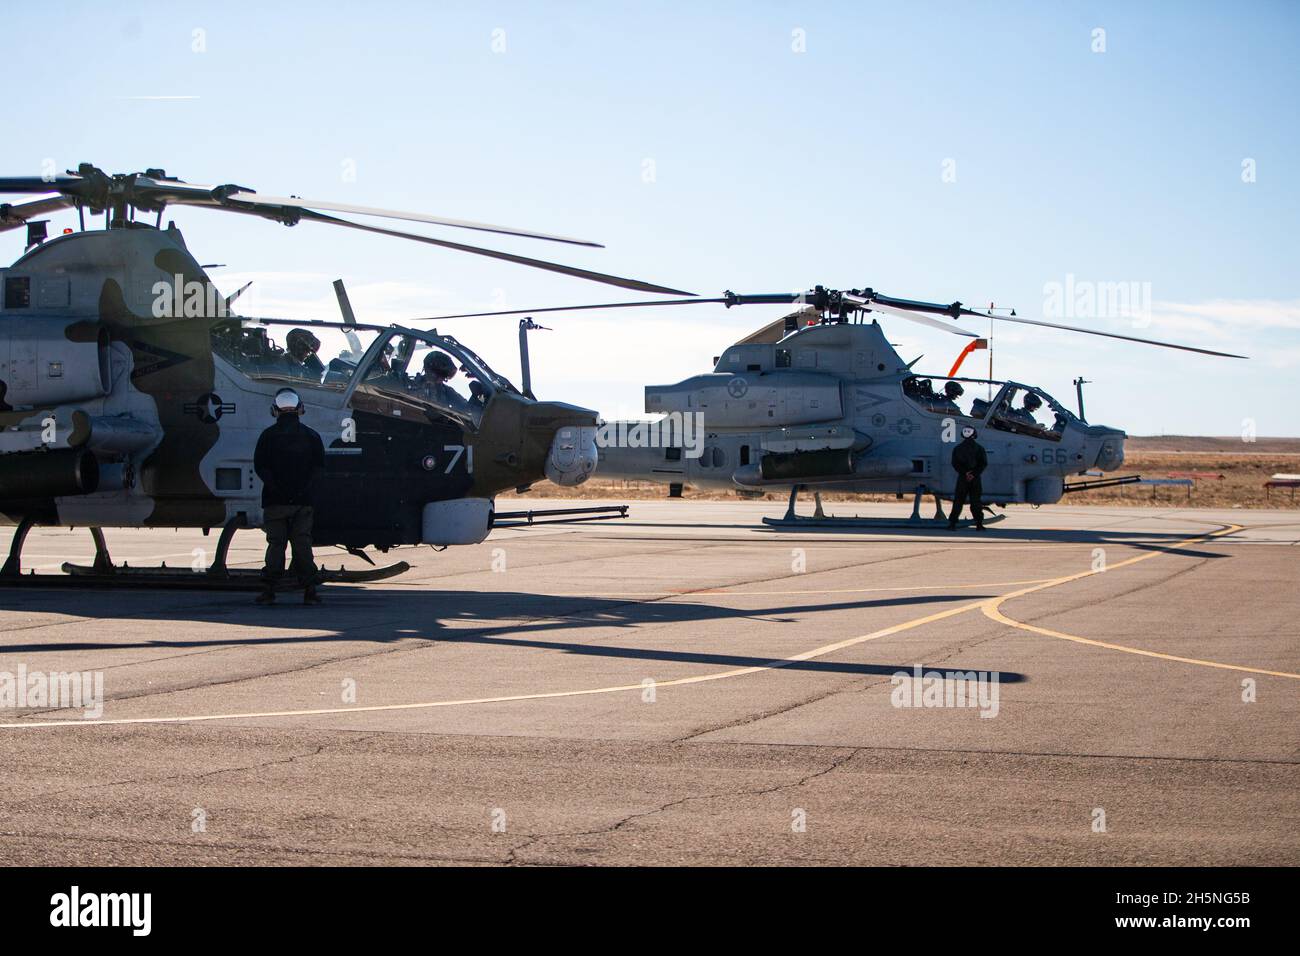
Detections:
[1, 500, 1297, 865]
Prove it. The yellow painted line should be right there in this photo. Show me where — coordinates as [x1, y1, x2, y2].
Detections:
[980, 524, 1300, 681]
[983, 603, 1300, 680]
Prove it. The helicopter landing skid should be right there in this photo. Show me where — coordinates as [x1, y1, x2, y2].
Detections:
[763, 513, 1005, 530]
[0, 561, 411, 590]
[0, 515, 410, 590]
[761, 485, 1004, 530]
[47, 561, 411, 590]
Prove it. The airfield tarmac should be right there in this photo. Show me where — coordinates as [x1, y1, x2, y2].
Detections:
[1, 500, 1297, 866]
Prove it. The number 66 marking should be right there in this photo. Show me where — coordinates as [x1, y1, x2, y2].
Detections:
[1044, 447, 1067, 465]
[444, 444, 474, 474]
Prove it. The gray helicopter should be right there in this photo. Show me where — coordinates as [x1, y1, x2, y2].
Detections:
[421, 287, 1246, 527]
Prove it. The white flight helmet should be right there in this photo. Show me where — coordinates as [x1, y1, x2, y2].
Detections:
[272, 387, 303, 417]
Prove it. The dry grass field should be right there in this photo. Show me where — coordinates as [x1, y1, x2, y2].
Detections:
[504, 437, 1300, 510]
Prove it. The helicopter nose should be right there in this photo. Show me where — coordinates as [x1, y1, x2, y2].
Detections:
[545, 425, 598, 486]
[1091, 428, 1126, 471]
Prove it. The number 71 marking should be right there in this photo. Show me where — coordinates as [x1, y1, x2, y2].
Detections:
[444, 444, 474, 474]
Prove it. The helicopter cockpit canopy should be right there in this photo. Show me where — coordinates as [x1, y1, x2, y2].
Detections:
[902, 375, 987, 419]
[987, 384, 1072, 441]
[212, 321, 517, 429]
[902, 375, 1075, 441]
[352, 329, 501, 428]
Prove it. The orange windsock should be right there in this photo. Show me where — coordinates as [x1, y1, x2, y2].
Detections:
[948, 338, 988, 378]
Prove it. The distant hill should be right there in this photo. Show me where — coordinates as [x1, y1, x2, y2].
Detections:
[1128, 436, 1300, 454]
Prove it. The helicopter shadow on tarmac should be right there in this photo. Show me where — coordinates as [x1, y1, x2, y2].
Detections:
[608, 522, 1237, 561]
[748, 524, 1235, 560]
[0, 587, 1026, 682]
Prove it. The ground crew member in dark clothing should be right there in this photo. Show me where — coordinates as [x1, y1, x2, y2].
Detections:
[948, 425, 988, 530]
[254, 387, 326, 604]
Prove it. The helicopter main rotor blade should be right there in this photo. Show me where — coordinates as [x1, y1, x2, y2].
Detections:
[867, 292, 968, 317]
[0, 176, 87, 197]
[856, 291, 1246, 358]
[413, 291, 810, 320]
[116, 177, 692, 295]
[221, 192, 602, 247]
[300, 209, 692, 296]
[842, 293, 979, 337]
[182, 200, 693, 296]
[734, 313, 805, 345]
[0, 195, 75, 232]
[0, 172, 232, 212]
[960, 308, 1249, 359]
[2, 171, 603, 251]
[403, 282, 1253, 360]
[415, 296, 728, 321]
[4, 169, 687, 293]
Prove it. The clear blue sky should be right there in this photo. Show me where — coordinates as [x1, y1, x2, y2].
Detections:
[6, 0, 1299, 435]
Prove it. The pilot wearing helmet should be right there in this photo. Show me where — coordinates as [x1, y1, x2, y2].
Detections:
[948, 424, 988, 531]
[415, 350, 472, 415]
[1004, 391, 1043, 427]
[286, 328, 325, 381]
[254, 387, 326, 605]
[930, 380, 965, 415]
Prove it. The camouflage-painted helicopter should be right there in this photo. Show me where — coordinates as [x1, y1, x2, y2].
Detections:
[0, 164, 688, 586]
[422, 287, 1246, 527]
